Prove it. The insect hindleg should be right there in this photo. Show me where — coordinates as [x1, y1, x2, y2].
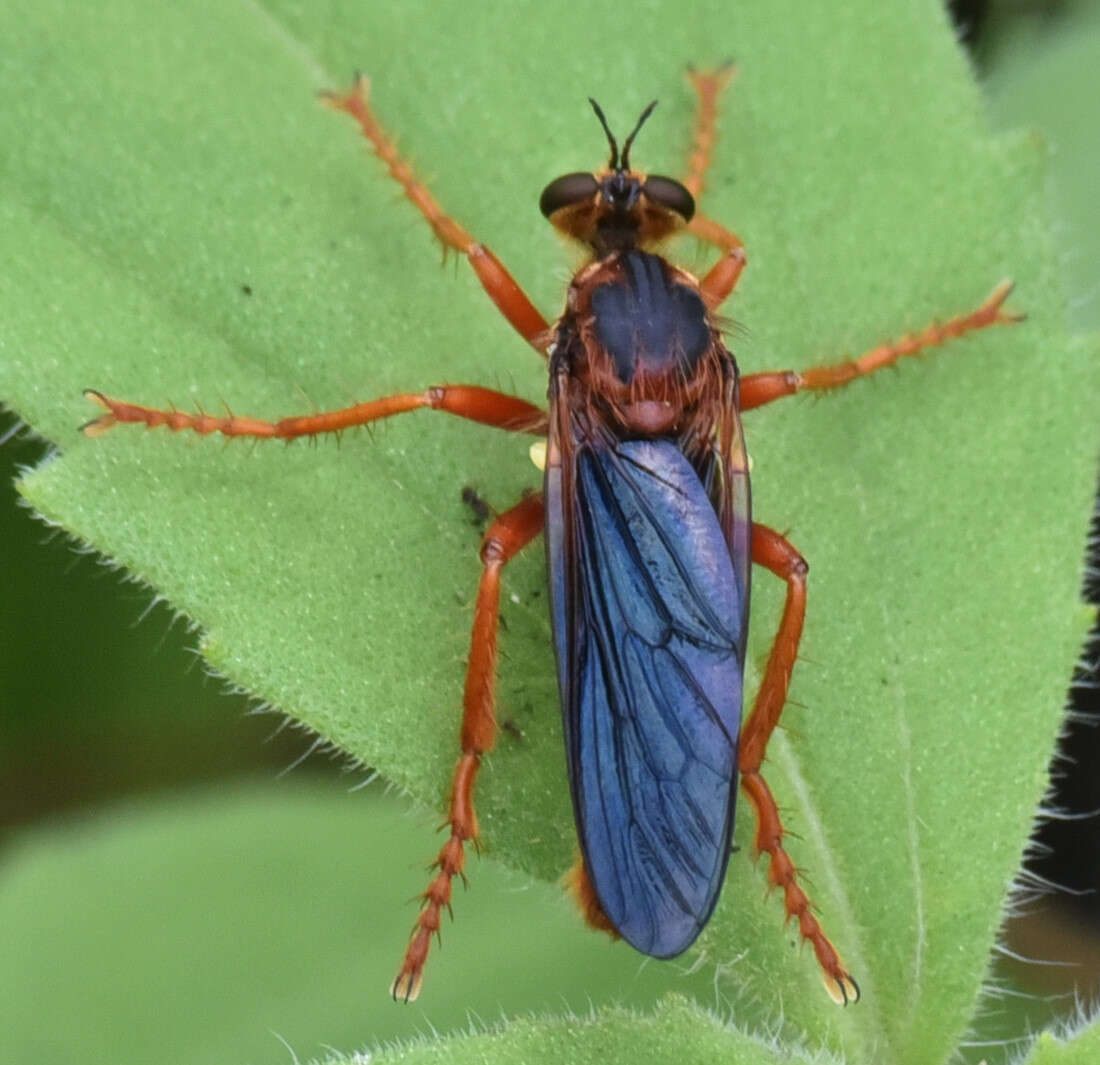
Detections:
[741, 523, 859, 1006]
[322, 76, 550, 353]
[82, 385, 548, 439]
[680, 65, 746, 311]
[740, 280, 1021, 411]
[392, 493, 545, 1002]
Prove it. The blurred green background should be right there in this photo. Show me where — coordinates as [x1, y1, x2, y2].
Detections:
[3, 2, 1098, 1063]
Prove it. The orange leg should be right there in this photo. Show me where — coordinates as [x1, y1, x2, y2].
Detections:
[322, 76, 550, 354]
[741, 280, 1022, 411]
[392, 493, 545, 1001]
[682, 63, 737, 201]
[695, 226, 746, 312]
[741, 523, 859, 1006]
[680, 65, 746, 311]
[82, 385, 548, 439]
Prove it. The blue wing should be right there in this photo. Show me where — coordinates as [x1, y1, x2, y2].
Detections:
[546, 436, 747, 957]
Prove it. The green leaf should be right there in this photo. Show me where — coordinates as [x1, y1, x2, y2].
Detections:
[341, 996, 839, 1065]
[1, 783, 720, 1065]
[1019, 1017, 1100, 1065]
[0, 774, 833, 1063]
[980, 2, 1100, 332]
[1, 1, 1094, 1062]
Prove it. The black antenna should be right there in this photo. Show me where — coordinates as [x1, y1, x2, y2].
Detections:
[588, 98, 619, 170]
[620, 101, 657, 171]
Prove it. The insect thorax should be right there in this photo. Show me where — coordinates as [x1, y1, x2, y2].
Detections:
[553, 250, 732, 437]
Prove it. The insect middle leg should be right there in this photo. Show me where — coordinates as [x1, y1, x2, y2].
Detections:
[391, 492, 545, 1002]
[680, 65, 746, 311]
[740, 280, 1021, 411]
[321, 76, 550, 354]
[741, 523, 859, 1006]
[82, 385, 548, 439]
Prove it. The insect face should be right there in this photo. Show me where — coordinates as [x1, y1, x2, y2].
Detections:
[539, 99, 695, 253]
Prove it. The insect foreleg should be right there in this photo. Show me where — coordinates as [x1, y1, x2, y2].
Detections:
[676, 65, 748, 310]
[682, 64, 736, 201]
[322, 77, 551, 353]
[696, 231, 747, 311]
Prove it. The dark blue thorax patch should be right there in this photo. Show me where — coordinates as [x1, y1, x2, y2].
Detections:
[591, 251, 711, 384]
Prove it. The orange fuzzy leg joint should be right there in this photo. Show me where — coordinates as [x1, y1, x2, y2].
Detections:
[740, 280, 1022, 411]
[740, 523, 859, 1005]
[81, 385, 548, 440]
[320, 76, 550, 352]
[391, 495, 545, 1002]
[697, 237, 746, 311]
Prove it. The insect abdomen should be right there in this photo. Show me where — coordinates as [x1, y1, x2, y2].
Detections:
[547, 437, 743, 957]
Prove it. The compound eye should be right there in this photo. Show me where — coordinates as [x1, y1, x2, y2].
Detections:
[642, 175, 695, 221]
[539, 172, 599, 217]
